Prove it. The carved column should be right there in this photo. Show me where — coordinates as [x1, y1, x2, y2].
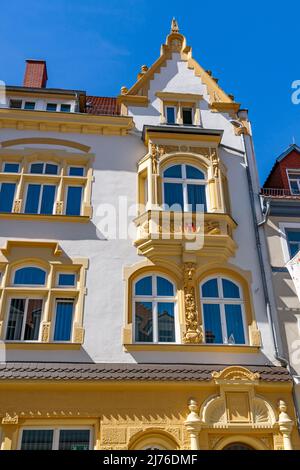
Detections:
[184, 399, 201, 450]
[1, 414, 19, 450]
[183, 263, 202, 343]
[278, 400, 294, 450]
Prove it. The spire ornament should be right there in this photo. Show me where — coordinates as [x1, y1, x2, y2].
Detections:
[171, 18, 179, 33]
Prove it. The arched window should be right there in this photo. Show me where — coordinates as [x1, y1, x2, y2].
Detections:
[200, 276, 246, 345]
[162, 164, 207, 212]
[13, 266, 46, 285]
[223, 443, 254, 450]
[30, 162, 59, 175]
[133, 274, 176, 343]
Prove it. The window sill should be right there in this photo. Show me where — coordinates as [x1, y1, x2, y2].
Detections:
[0, 212, 90, 223]
[0, 342, 82, 350]
[124, 344, 259, 353]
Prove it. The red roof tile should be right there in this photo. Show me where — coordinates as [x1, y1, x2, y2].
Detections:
[86, 96, 120, 116]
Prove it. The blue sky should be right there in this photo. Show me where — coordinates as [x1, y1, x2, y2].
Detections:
[1, 0, 299, 183]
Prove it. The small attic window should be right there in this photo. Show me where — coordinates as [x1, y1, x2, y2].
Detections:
[166, 106, 176, 124]
[288, 171, 300, 195]
[182, 107, 193, 125]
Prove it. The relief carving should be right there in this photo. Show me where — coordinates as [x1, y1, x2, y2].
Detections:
[55, 201, 64, 215]
[13, 199, 22, 213]
[183, 263, 202, 344]
[210, 150, 219, 178]
[41, 322, 51, 342]
[1, 413, 18, 425]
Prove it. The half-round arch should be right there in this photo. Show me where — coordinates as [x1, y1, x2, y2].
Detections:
[128, 428, 179, 450]
[1, 137, 91, 153]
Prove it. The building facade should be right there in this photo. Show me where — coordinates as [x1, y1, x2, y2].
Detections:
[261, 144, 300, 424]
[0, 21, 299, 450]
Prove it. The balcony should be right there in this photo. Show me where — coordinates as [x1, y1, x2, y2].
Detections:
[134, 210, 237, 260]
[261, 188, 300, 199]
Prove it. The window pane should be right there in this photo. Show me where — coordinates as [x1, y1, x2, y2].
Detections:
[225, 304, 245, 344]
[58, 273, 76, 287]
[202, 279, 219, 298]
[45, 163, 58, 175]
[24, 101, 35, 110]
[166, 107, 175, 124]
[59, 430, 90, 450]
[287, 230, 300, 242]
[163, 165, 182, 178]
[30, 163, 44, 174]
[21, 430, 53, 450]
[3, 162, 19, 173]
[135, 276, 152, 296]
[66, 186, 82, 216]
[9, 99, 22, 109]
[158, 302, 175, 342]
[182, 108, 193, 125]
[187, 184, 207, 212]
[69, 167, 84, 176]
[24, 299, 42, 340]
[25, 184, 40, 213]
[157, 276, 174, 296]
[0, 183, 15, 212]
[14, 267, 46, 285]
[186, 165, 205, 180]
[54, 301, 74, 341]
[60, 104, 71, 113]
[290, 181, 300, 194]
[46, 103, 57, 112]
[40, 185, 56, 214]
[203, 303, 223, 343]
[289, 243, 300, 258]
[164, 183, 184, 210]
[222, 279, 240, 298]
[6, 298, 25, 340]
[135, 301, 153, 342]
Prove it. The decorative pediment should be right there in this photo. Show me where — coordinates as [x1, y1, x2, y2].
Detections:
[212, 366, 260, 384]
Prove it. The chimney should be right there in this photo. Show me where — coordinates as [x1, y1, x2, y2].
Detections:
[23, 59, 48, 88]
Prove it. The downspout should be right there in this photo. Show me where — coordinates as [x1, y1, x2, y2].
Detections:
[239, 123, 300, 430]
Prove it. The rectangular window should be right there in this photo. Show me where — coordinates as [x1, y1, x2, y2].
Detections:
[288, 172, 300, 195]
[286, 229, 300, 258]
[69, 166, 85, 177]
[6, 298, 43, 341]
[65, 186, 82, 216]
[163, 183, 184, 210]
[182, 107, 193, 125]
[158, 302, 175, 342]
[187, 184, 207, 212]
[20, 429, 90, 450]
[24, 184, 56, 215]
[225, 304, 245, 344]
[53, 300, 74, 341]
[60, 104, 71, 113]
[46, 103, 57, 112]
[58, 273, 76, 287]
[9, 99, 22, 109]
[0, 182, 16, 212]
[3, 162, 20, 173]
[166, 106, 176, 124]
[24, 101, 35, 110]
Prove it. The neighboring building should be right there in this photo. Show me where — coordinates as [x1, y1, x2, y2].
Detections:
[261, 143, 300, 422]
[0, 20, 298, 450]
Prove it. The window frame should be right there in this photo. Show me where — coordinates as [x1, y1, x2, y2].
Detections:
[182, 106, 194, 125]
[279, 222, 300, 263]
[18, 426, 93, 450]
[56, 272, 77, 288]
[0, 180, 16, 213]
[5, 295, 44, 342]
[64, 184, 83, 216]
[287, 168, 300, 195]
[132, 273, 178, 344]
[200, 275, 248, 345]
[29, 161, 59, 175]
[51, 297, 75, 342]
[68, 165, 85, 177]
[23, 182, 57, 215]
[2, 162, 20, 173]
[12, 265, 47, 287]
[162, 163, 208, 212]
[165, 105, 177, 124]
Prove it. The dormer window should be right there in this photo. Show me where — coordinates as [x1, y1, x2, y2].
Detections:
[60, 104, 71, 113]
[288, 171, 300, 195]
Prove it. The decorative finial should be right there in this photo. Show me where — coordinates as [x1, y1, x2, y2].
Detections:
[171, 17, 179, 33]
[141, 65, 148, 73]
[121, 86, 128, 95]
